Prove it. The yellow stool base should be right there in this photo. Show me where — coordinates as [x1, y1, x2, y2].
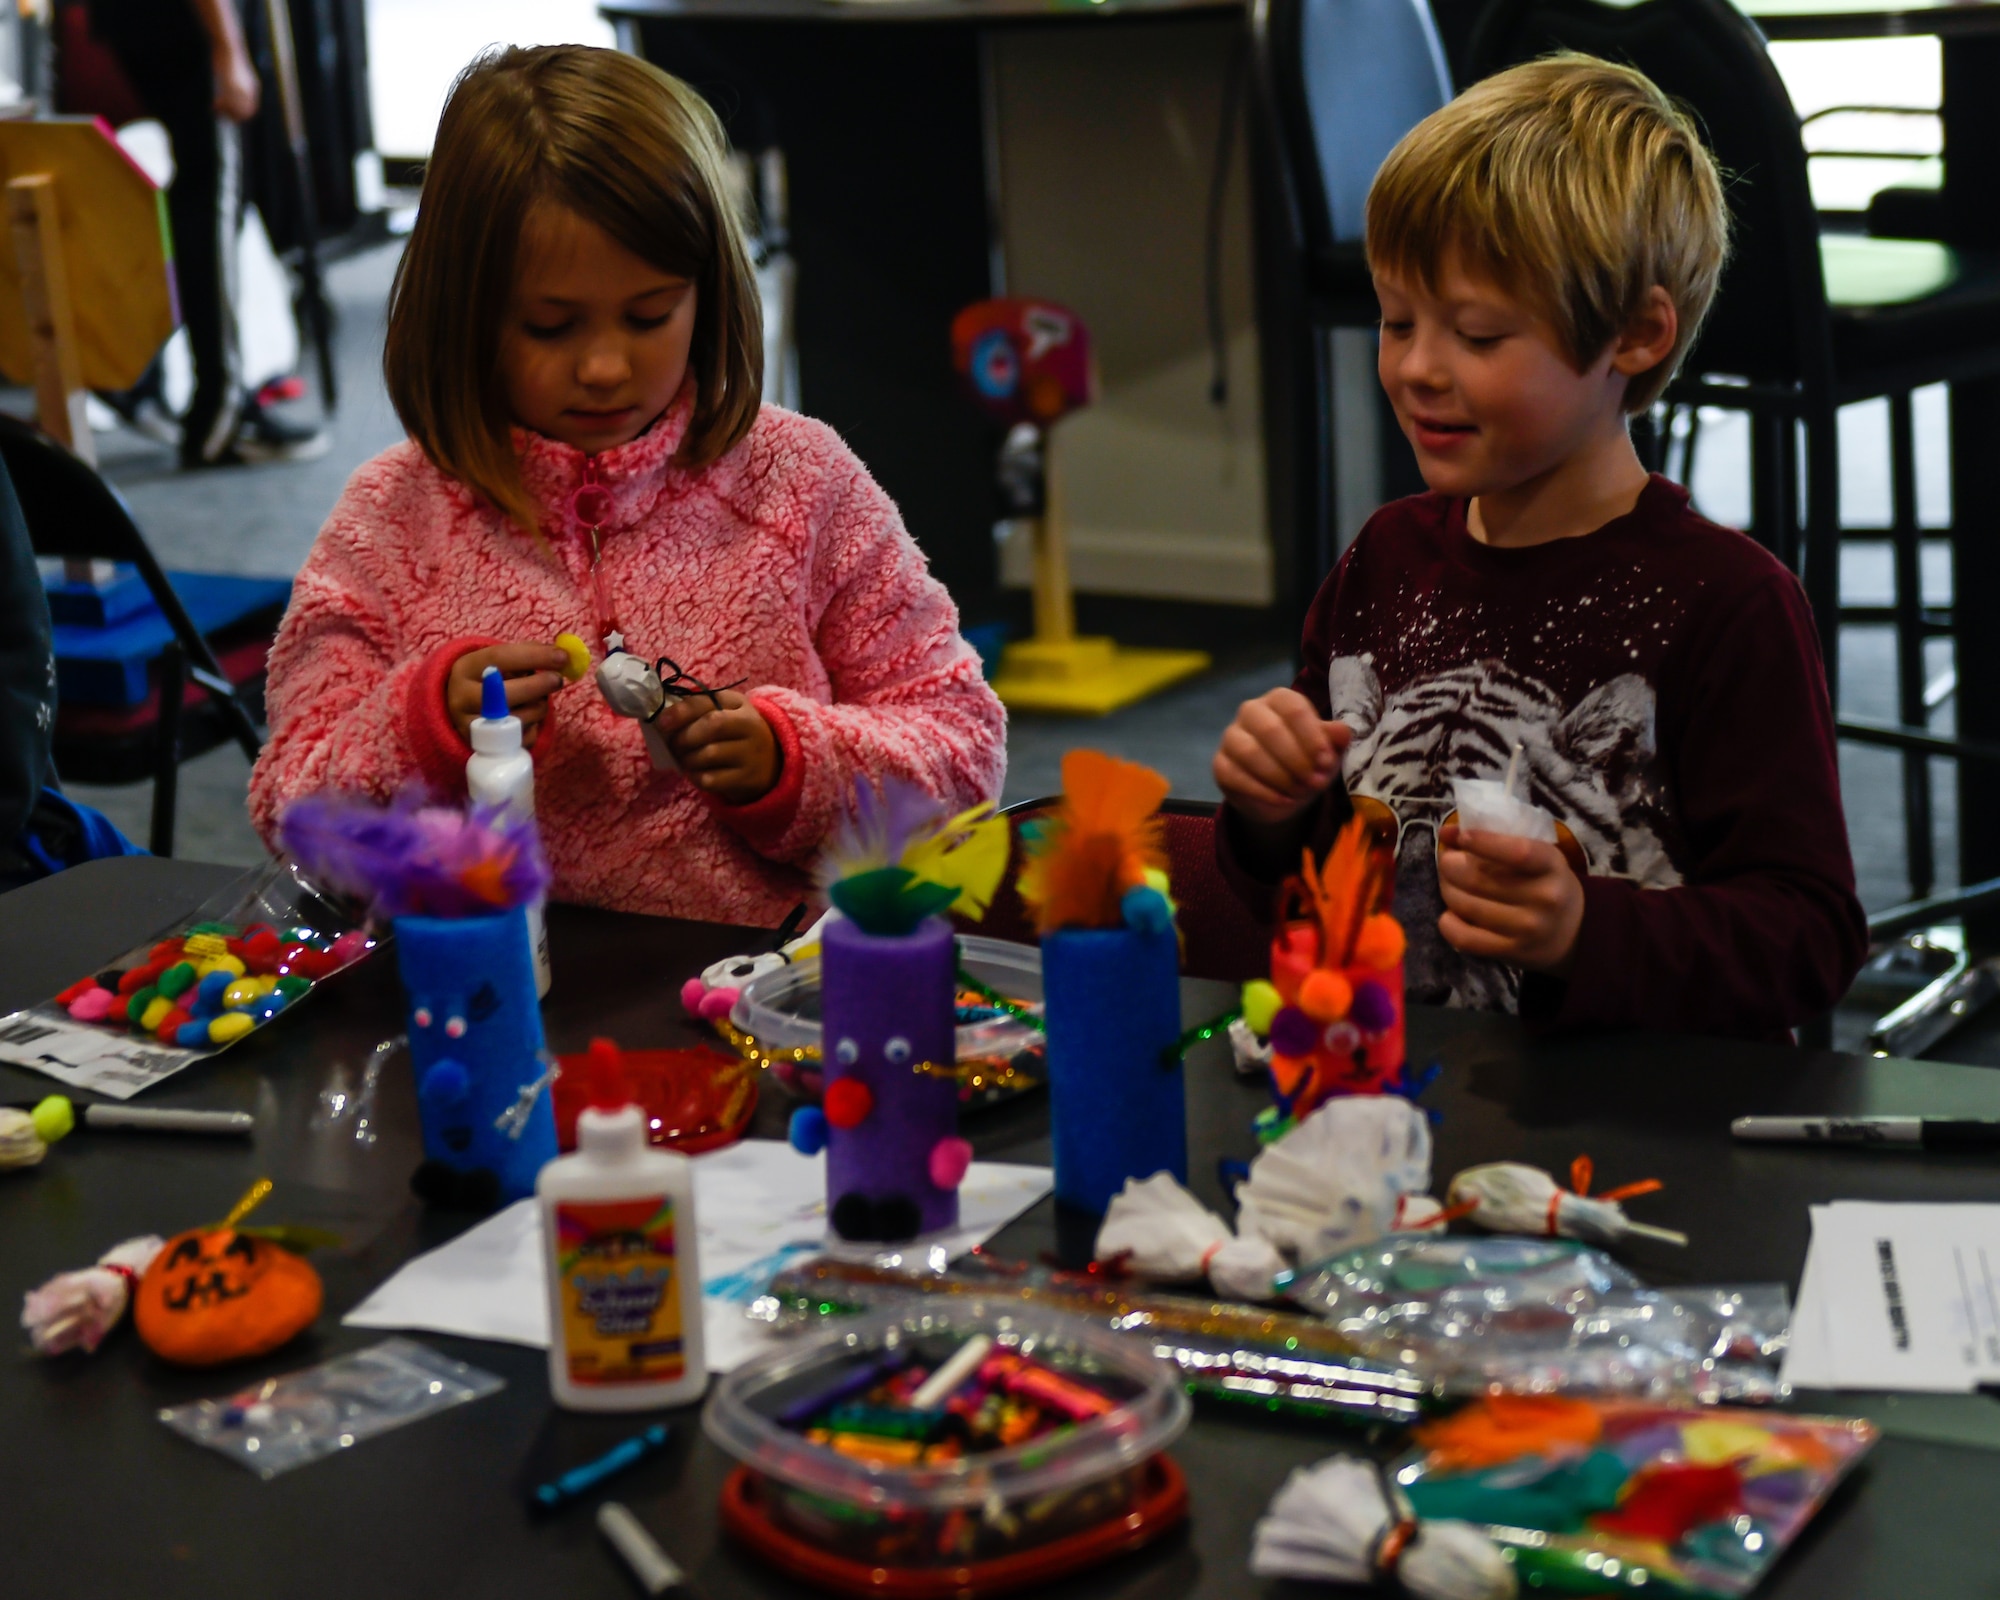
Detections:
[989, 636, 1211, 715]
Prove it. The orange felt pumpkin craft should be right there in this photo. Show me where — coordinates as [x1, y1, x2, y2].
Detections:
[133, 1180, 325, 1366]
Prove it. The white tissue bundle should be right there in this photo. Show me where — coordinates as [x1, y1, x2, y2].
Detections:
[20, 1235, 166, 1355]
[1095, 1173, 1287, 1300]
[0, 1107, 49, 1169]
[1250, 1454, 1517, 1600]
[1451, 776, 1556, 843]
[1235, 1096, 1435, 1263]
[1447, 1162, 1686, 1249]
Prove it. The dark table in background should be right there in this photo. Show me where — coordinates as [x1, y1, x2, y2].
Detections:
[5, 856, 2000, 1596]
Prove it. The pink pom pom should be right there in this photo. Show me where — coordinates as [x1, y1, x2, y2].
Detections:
[328, 929, 371, 967]
[698, 987, 739, 1021]
[929, 1137, 974, 1191]
[67, 987, 115, 1022]
[680, 978, 709, 1014]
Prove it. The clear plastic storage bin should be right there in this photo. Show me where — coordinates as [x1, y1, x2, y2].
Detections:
[704, 1301, 1191, 1596]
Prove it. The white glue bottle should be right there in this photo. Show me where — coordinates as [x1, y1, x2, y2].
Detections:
[539, 1039, 707, 1410]
[468, 664, 552, 996]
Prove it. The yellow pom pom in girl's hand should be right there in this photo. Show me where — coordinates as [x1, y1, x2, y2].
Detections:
[554, 633, 591, 683]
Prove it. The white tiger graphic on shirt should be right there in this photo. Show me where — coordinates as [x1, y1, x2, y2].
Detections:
[1330, 653, 1682, 1011]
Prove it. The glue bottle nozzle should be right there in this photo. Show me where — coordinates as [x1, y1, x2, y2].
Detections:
[586, 1037, 629, 1111]
[480, 665, 509, 723]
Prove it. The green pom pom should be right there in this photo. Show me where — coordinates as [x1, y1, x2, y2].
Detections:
[29, 1095, 73, 1145]
[275, 975, 312, 1000]
[187, 921, 240, 936]
[1241, 979, 1282, 1036]
[156, 962, 197, 999]
[126, 987, 160, 1024]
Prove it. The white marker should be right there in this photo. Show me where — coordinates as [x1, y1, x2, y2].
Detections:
[910, 1332, 994, 1411]
[596, 1502, 686, 1595]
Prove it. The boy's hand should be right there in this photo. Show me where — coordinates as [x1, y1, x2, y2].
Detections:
[446, 643, 571, 748]
[1213, 688, 1351, 826]
[1436, 822, 1584, 976]
[656, 690, 779, 804]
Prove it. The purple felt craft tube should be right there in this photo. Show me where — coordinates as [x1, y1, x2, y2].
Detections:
[1041, 923, 1185, 1214]
[821, 914, 961, 1240]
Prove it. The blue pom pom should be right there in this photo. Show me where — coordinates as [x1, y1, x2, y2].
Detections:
[192, 970, 231, 1017]
[175, 1020, 211, 1047]
[788, 1105, 829, 1157]
[419, 1058, 471, 1108]
[1120, 885, 1174, 936]
[252, 991, 289, 1023]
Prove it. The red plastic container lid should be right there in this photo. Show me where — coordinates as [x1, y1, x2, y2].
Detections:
[719, 1454, 1188, 1600]
[552, 1046, 755, 1154]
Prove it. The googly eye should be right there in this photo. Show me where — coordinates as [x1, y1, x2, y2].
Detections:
[444, 1016, 467, 1039]
[834, 1037, 859, 1065]
[1323, 1021, 1362, 1055]
[413, 1006, 433, 1029]
[884, 1036, 912, 1065]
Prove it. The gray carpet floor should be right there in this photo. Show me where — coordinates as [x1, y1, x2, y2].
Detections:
[44, 238, 1973, 1050]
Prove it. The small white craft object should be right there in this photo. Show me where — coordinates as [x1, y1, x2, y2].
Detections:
[1235, 1096, 1439, 1264]
[21, 1235, 166, 1354]
[1451, 742, 1556, 844]
[1227, 1016, 1273, 1078]
[680, 911, 829, 1021]
[0, 1106, 55, 1169]
[595, 648, 682, 772]
[1095, 1172, 1288, 1301]
[1447, 1158, 1688, 1248]
[1250, 1454, 1517, 1600]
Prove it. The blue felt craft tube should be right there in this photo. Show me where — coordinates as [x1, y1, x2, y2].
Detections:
[1040, 924, 1185, 1214]
[394, 908, 556, 1203]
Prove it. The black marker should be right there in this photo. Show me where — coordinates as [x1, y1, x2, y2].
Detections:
[1732, 1115, 2000, 1149]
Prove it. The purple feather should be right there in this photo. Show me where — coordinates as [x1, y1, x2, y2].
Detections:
[279, 790, 550, 918]
[817, 775, 948, 891]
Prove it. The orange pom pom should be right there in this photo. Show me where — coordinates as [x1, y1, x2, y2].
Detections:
[1353, 913, 1406, 970]
[1297, 968, 1353, 1021]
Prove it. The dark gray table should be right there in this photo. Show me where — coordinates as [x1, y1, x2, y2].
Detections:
[4, 856, 2000, 1596]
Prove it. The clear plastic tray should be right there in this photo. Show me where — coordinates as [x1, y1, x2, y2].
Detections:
[732, 934, 1044, 1105]
[703, 1301, 1190, 1571]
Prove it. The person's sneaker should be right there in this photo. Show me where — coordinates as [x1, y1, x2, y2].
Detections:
[189, 397, 331, 467]
[96, 387, 181, 448]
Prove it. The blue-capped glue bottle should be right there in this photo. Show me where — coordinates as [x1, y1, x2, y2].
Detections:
[468, 665, 552, 997]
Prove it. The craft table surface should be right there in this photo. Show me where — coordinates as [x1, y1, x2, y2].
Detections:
[5, 856, 2000, 1598]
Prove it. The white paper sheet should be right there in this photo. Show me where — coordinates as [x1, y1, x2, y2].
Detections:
[343, 1140, 1052, 1372]
[1780, 1201, 2000, 1393]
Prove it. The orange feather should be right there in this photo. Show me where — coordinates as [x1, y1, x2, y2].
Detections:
[1020, 751, 1171, 933]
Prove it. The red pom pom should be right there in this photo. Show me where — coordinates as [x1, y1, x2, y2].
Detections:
[149, 940, 184, 963]
[56, 976, 100, 1006]
[154, 1004, 193, 1040]
[823, 1077, 874, 1130]
[117, 963, 166, 997]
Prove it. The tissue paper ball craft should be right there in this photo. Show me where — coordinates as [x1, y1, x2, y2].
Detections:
[789, 780, 1008, 1242]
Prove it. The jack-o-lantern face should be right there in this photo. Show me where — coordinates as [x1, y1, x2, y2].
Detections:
[134, 1226, 323, 1367]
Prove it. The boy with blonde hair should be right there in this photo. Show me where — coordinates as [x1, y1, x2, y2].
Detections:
[1215, 55, 1865, 1038]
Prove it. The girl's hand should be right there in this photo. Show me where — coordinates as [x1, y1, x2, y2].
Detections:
[1436, 822, 1584, 975]
[1213, 688, 1350, 826]
[656, 690, 779, 804]
[446, 643, 571, 748]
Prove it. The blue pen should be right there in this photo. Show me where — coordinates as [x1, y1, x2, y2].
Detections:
[529, 1424, 672, 1513]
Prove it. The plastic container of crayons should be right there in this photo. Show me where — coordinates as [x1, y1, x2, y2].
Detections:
[704, 1303, 1191, 1597]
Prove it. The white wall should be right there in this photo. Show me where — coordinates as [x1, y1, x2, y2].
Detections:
[367, 0, 615, 158]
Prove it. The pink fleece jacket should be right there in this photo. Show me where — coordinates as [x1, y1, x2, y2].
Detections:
[248, 398, 1008, 926]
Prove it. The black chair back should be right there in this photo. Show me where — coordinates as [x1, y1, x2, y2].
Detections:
[1259, 0, 1454, 261]
[0, 411, 264, 761]
[1467, 0, 1834, 396]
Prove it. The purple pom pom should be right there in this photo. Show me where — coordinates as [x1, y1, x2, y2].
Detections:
[1269, 1005, 1318, 1057]
[1351, 979, 1396, 1032]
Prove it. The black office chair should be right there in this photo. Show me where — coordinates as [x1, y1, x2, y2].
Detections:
[1468, 0, 2000, 909]
[1252, 0, 1454, 601]
[0, 413, 267, 856]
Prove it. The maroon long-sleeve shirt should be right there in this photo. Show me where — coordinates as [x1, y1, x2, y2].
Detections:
[1221, 477, 1867, 1041]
